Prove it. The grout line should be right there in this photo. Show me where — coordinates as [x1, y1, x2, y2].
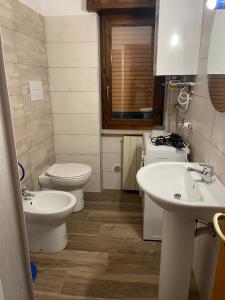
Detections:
[52, 113, 99, 115]
[54, 133, 100, 136]
[48, 66, 98, 69]
[49, 90, 99, 93]
[46, 41, 98, 44]
[58, 278, 65, 295]
[0, 24, 46, 43]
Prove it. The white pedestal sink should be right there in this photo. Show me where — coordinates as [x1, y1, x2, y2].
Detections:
[137, 162, 225, 300]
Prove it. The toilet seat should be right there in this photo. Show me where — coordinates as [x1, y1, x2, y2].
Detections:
[46, 163, 92, 180]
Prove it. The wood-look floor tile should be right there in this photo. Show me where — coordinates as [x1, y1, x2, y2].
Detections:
[85, 200, 142, 213]
[60, 275, 158, 299]
[107, 252, 161, 276]
[99, 223, 142, 239]
[31, 250, 108, 270]
[67, 234, 159, 255]
[34, 271, 64, 293]
[67, 210, 89, 222]
[85, 190, 141, 204]
[35, 291, 117, 300]
[88, 210, 143, 224]
[67, 221, 101, 236]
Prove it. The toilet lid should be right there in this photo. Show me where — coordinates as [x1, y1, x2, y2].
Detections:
[46, 163, 92, 179]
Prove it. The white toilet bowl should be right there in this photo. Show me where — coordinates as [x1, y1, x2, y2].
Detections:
[39, 163, 92, 212]
[23, 190, 76, 253]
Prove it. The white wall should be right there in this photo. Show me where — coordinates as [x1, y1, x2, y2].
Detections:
[42, 0, 89, 16]
[18, 0, 89, 16]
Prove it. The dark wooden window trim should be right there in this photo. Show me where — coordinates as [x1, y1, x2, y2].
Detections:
[100, 11, 165, 130]
[87, 0, 156, 12]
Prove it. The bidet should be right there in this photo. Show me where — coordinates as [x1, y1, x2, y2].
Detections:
[23, 190, 76, 252]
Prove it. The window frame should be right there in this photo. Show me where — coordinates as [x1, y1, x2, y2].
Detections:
[100, 11, 165, 130]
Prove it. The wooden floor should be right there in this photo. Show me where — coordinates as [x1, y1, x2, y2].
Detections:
[32, 190, 200, 300]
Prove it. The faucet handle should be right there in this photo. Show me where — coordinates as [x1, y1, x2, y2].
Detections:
[199, 163, 214, 173]
[21, 185, 29, 195]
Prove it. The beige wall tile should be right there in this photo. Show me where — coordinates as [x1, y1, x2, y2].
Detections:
[0, 0, 14, 29]
[209, 145, 225, 186]
[1, 0, 55, 191]
[103, 153, 122, 172]
[199, 7, 215, 60]
[23, 97, 52, 123]
[49, 68, 98, 92]
[15, 32, 47, 66]
[26, 115, 53, 149]
[188, 96, 215, 141]
[212, 112, 225, 155]
[13, 122, 28, 156]
[29, 137, 54, 174]
[102, 136, 123, 154]
[55, 135, 100, 155]
[45, 15, 98, 43]
[19, 64, 49, 95]
[1, 26, 17, 63]
[51, 92, 100, 114]
[9, 95, 25, 126]
[53, 114, 100, 135]
[47, 42, 98, 68]
[103, 172, 122, 190]
[31, 156, 54, 190]
[5, 62, 21, 95]
[188, 130, 211, 163]
[12, 0, 45, 41]
[56, 154, 100, 175]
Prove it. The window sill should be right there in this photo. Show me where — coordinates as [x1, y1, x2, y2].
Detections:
[101, 129, 150, 136]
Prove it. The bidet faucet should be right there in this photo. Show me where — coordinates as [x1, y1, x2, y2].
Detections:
[187, 163, 214, 183]
[21, 186, 34, 198]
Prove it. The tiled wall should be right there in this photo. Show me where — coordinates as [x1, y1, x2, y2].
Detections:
[0, 0, 55, 189]
[167, 4, 224, 298]
[45, 15, 101, 192]
[102, 136, 123, 189]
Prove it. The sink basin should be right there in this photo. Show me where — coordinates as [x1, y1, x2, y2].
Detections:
[137, 162, 225, 300]
[137, 162, 225, 221]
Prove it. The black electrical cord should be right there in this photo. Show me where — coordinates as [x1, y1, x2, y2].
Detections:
[151, 133, 186, 149]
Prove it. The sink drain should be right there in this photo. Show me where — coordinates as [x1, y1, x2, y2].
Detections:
[174, 193, 182, 200]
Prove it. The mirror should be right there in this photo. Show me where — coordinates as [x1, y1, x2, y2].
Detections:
[207, 10, 225, 112]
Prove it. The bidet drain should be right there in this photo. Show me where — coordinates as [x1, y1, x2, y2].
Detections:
[174, 193, 182, 200]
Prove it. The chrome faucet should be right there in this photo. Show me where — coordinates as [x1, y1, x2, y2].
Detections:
[21, 186, 35, 199]
[187, 163, 215, 183]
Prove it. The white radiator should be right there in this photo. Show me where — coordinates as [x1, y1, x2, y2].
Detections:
[123, 136, 143, 191]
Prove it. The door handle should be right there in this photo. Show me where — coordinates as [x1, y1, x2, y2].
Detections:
[213, 213, 225, 243]
[106, 85, 110, 102]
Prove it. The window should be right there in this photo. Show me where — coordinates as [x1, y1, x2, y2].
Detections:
[100, 12, 165, 130]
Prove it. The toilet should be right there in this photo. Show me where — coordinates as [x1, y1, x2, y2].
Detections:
[39, 163, 92, 212]
[23, 190, 76, 252]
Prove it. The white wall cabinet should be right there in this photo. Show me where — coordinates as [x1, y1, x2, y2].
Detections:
[155, 0, 204, 76]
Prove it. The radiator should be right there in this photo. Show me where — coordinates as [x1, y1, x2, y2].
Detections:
[123, 136, 143, 191]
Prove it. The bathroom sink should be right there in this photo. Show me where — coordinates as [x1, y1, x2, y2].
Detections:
[137, 162, 225, 300]
[137, 162, 225, 222]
